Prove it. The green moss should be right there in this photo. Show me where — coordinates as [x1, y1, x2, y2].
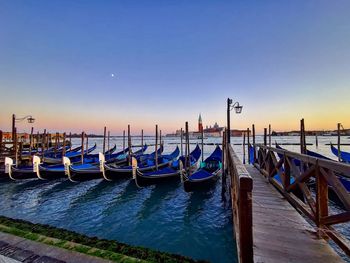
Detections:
[0, 216, 205, 263]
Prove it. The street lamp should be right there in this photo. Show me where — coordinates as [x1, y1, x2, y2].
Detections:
[12, 114, 35, 141]
[227, 98, 243, 144]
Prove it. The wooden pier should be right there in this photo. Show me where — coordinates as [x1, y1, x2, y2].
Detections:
[225, 142, 349, 262]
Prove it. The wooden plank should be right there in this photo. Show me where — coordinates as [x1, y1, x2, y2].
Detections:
[247, 165, 344, 263]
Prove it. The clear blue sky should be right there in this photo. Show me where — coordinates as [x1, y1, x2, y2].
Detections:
[1, 1, 349, 134]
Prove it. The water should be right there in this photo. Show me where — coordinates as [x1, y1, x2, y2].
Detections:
[0, 136, 235, 263]
[0, 135, 349, 262]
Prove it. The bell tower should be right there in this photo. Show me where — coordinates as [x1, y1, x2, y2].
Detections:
[198, 113, 203, 132]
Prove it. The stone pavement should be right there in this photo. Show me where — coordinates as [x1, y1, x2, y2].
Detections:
[0, 232, 112, 263]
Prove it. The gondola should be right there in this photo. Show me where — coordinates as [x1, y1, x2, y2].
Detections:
[65, 145, 162, 182]
[102, 146, 178, 181]
[330, 143, 350, 163]
[3, 145, 116, 180]
[135, 145, 201, 186]
[183, 145, 222, 192]
[42, 143, 97, 164]
[38, 144, 142, 180]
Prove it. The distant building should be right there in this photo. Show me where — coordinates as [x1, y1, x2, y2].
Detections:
[198, 114, 203, 133]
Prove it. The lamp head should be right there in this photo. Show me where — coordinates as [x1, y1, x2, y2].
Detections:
[234, 104, 243, 114]
[27, 117, 35, 123]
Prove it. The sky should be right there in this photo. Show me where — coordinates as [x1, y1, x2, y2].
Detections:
[0, 1, 349, 135]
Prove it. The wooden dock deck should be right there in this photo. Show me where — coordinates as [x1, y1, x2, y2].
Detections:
[246, 165, 343, 263]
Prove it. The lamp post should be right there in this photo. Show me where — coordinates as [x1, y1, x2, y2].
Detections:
[226, 98, 243, 144]
[12, 114, 35, 142]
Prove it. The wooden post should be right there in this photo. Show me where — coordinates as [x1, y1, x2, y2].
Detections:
[42, 129, 46, 155]
[12, 114, 15, 144]
[252, 124, 256, 163]
[337, 123, 341, 161]
[185, 122, 190, 174]
[108, 131, 110, 153]
[123, 130, 126, 152]
[227, 98, 231, 143]
[0, 130, 2, 156]
[128, 125, 131, 165]
[62, 132, 66, 160]
[54, 132, 58, 157]
[155, 125, 158, 170]
[268, 124, 271, 147]
[264, 128, 267, 146]
[315, 132, 318, 148]
[300, 119, 306, 154]
[85, 133, 88, 153]
[103, 126, 106, 154]
[81, 131, 85, 164]
[180, 128, 183, 156]
[14, 128, 18, 166]
[29, 127, 34, 155]
[47, 133, 50, 152]
[243, 131, 246, 164]
[69, 132, 72, 150]
[247, 128, 250, 163]
[315, 161, 328, 227]
[160, 129, 162, 147]
[141, 129, 144, 153]
[201, 127, 204, 163]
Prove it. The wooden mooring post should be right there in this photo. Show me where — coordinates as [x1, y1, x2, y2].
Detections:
[81, 132, 85, 164]
[123, 130, 126, 153]
[263, 128, 267, 146]
[337, 123, 341, 162]
[268, 124, 271, 147]
[243, 131, 246, 164]
[252, 124, 256, 163]
[103, 127, 107, 154]
[128, 125, 131, 165]
[0, 130, 3, 156]
[155, 125, 158, 170]
[141, 129, 144, 153]
[62, 132, 66, 160]
[180, 128, 183, 156]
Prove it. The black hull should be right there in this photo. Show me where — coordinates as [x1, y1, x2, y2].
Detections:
[39, 169, 66, 180]
[69, 169, 102, 182]
[183, 173, 220, 192]
[135, 171, 180, 186]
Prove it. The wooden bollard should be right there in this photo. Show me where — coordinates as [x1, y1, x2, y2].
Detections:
[29, 127, 33, 155]
[247, 128, 250, 164]
[243, 131, 246, 164]
[264, 128, 267, 146]
[252, 124, 256, 163]
[201, 128, 204, 163]
[128, 125, 131, 165]
[155, 125, 158, 170]
[268, 124, 271, 147]
[103, 126, 106, 154]
[123, 130, 126, 152]
[0, 130, 3, 156]
[337, 123, 341, 161]
[180, 128, 183, 156]
[69, 132, 72, 150]
[108, 131, 110, 153]
[141, 129, 144, 153]
[81, 131, 85, 164]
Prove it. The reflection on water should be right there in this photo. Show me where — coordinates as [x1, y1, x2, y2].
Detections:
[0, 135, 349, 262]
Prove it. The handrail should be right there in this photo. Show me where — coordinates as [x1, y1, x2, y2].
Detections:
[252, 143, 350, 256]
[226, 144, 253, 263]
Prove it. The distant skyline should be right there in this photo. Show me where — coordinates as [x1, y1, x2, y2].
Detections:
[1, 1, 349, 134]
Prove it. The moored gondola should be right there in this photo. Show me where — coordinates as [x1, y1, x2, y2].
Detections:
[331, 143, 350, 163]
[135, 145, 201, 186]
[183, 145, 222, 192]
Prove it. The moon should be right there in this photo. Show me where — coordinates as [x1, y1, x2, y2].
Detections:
[111, 73, 115, 78]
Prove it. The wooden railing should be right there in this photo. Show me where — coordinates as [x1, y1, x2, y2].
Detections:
[253, 144, 350, 256]
[225, 144, 253, 263]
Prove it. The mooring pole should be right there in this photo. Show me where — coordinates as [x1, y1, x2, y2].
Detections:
[128, 125, 131, 165]
[264, 128, 267, 146]
[247, 128, 250, 163]
[123, 130, 126, 153]
[81, 131, 85, 164]
[300, 119, 306, 154]
[201, 128, 204, 163]
[14, 128, 18, 166]
[103, 126, 106, 154]
[62, 132, 66, 161]
[141, 129, 144, 153]
[12, 114, 15, 145]
[315, 133, 318, 148]
[29, 127, 34, 156]
[155, 124, 158, 170]
[227, 98, 231, 144]
[243, 131, 246, 164]
[252, 124, 256, 163]
[180, 128, 183, 156]
[85, 133, 88, 154]
[185, 122, 190, 174]
[160, 129, 162, 147]
[108, 130, 110, 155]
[69, 132, 72, 151]
[0, 130, 2, 156]
[337, 123, 341, 161]
[42, 129, 46, 155]
[268, 124, 271, 148]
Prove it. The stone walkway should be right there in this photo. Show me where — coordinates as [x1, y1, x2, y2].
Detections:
[0, 232, 112, 263]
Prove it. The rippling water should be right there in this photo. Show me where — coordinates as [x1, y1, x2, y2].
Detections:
[0, 135, 349, 262]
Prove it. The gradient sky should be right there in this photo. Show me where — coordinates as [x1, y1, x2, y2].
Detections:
[0, 1, 349, 135]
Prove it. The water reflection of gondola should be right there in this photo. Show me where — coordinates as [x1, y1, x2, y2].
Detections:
[137, 183, 179, 220]
[184, 188, 215, 223]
